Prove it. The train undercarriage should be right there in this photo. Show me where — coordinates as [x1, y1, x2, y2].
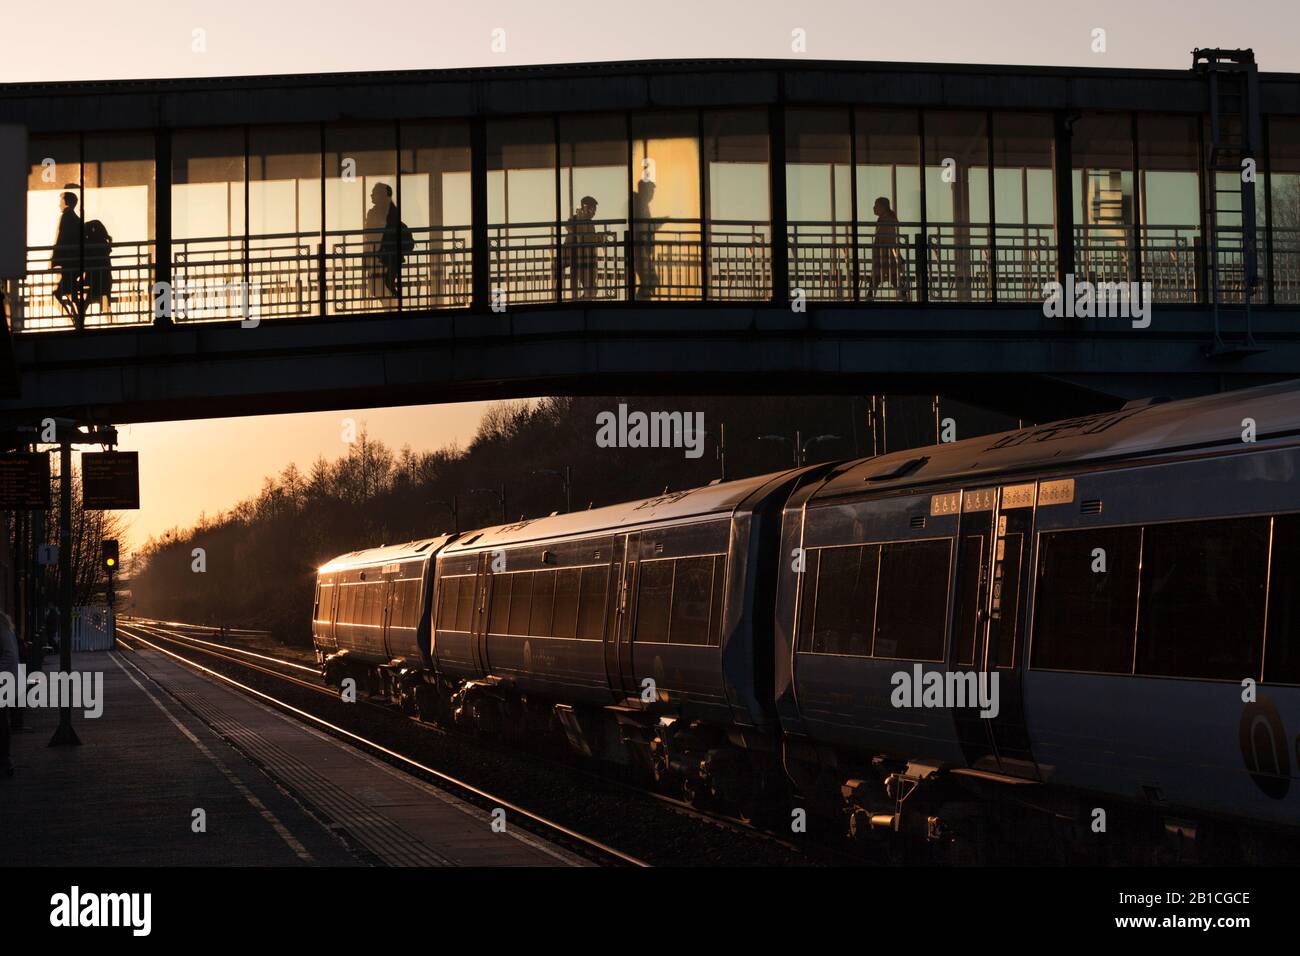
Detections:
[320, 650, 1296, 863]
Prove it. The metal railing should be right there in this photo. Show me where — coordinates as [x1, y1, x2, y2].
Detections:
[12, 240, 155, 331]
[10, 221, 1300, 333]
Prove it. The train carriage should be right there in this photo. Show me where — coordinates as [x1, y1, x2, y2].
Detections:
[775, 382, 1300, 854]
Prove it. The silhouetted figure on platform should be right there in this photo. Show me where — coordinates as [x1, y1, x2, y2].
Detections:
[83, 218, 114, 321]
[565, 195, 600, 299]
[868, 196, 907, 301]
[51, 190, 84, 327]
[365, 183, 411, 302]
[633, 180, 660, 299]
[0, 610, 19, 777]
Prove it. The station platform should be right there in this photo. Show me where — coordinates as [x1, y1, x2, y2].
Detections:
[0, 648, 585, 867]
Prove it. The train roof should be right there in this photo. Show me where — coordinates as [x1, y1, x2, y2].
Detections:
[441, 467, 816, 555]
[317, 535, 453, 574]
[814, 379, 1300, 502]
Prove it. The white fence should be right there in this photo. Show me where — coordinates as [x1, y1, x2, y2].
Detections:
[71, 606, 116, 651]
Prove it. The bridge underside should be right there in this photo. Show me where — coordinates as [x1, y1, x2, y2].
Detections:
[4, 305, 1297, 425]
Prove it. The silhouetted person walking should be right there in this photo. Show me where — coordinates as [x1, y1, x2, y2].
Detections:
[51, 190, 84, 327]
[365, 183, 410, 302]
[868, 196, 906, 300]
[633, 180, 660, 299]
[565, 195, 600, 299]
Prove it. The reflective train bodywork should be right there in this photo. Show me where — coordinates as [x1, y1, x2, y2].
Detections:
[313, 383, 1300, 856]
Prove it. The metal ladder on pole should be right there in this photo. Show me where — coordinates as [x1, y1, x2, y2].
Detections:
[1193, 48, 1265, 356]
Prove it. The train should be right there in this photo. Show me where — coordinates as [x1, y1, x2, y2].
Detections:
[312, 381, 1300, 861]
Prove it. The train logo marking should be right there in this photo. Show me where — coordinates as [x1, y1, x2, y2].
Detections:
[1239, 696, 1290, 799]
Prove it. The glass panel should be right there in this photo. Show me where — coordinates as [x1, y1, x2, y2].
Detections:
[454, 574, 475, 632]
[786, 109, 853, 301]
[1032, 526, 1140, 673]
[529, 569, 556, 636]
[508, 570, 534, 634]
[1072, 113, 1136, 287]
[1265, 514, 1300, 684]
[559, 114, 628, 302]
[19, 134, 81, 331]
[634, 559, 673, 643]
[1135, 518, 1268, 680]
[631, 112, 701, 300]
[248, 125, 322, 321]
[489, 573, 511, 633]
[171, 128, 245, 323]
[1138, 114, 1201, 303]
[992, 112, 1056, 301]
[325, 123, 397, 315]
[668, 556, 713, 645]
[810, 544, 878, 656]
[77, 133, 155, 328]
[400, 119, 473, 310]
[1269, 117, 1300, 304]
[552, 568, 580, 639]
[873, 539, 950, 661]
[924, 110, 991, 302]
[855, 109, 921, 302]
[488, 117, 557, 305]
[704, 109, 770, 301]
[576, 565, 608, 640]
[708, 553, 726, 645]
[437, 575, 458, 629]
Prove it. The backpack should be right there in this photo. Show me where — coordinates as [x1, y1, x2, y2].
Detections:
[398, 222, 414, 259]
[84, 219, 113, 260]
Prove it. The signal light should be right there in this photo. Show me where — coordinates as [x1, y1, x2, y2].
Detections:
[101, 539, 119, 573]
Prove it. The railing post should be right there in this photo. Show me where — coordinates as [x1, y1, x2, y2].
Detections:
[470, 116, 489, 313]
[1053, 111, 1075, 290]
[153, 129, 172, 325]
[768, 103, 788, 307]
[914, 233, 928, 303]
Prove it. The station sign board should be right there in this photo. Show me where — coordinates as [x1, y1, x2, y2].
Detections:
[0, 453, 51, 508]
[82, 451, 140, 510]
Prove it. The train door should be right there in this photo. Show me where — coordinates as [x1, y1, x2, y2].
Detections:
[949, 485, 1039, 779]
[472, 552, 492, 675]
[614, 532, 641, 702]
[380, 576, 395, 659]
[603, 536, 627, 698]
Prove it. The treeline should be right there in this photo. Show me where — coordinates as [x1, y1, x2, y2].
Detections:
[129, 394, 1010, 645]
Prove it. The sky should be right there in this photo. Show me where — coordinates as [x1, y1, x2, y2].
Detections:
[5, 0, 1297, 551]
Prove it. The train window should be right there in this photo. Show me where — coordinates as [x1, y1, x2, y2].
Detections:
[360, 583, 377, 627]
[669, 556, 713, 645]
[635, 559, 674, 644]
[1032, 526, 1140, 674]
[386, 582, 402, 630]
[552, 568, 580, 639]
[576, 565, 609, 640]
[399, 580, 421, 629]
[1135, 517, 1268, 681]
[1265, 513, 1300, 684]
[708, 553, 727, 645]
[489, 574, 512, 633]
[810, 545, 878, 656]
[873, 539, 951, 662]
[530, 570, 557, 637]
[436, 576, 458, 630]
[796, 549, 821, 652]
[508, 572, 534, 635]
[454, 575, 475, 632]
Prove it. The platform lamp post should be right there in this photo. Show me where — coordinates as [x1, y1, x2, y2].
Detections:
[101, 539, 118, 647]
[49, 420, 78, 746]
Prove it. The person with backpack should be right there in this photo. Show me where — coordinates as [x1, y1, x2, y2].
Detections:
[83, 218, 114, 322]
[50, 189, 84, 326]
[365, 183, 414, 303]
